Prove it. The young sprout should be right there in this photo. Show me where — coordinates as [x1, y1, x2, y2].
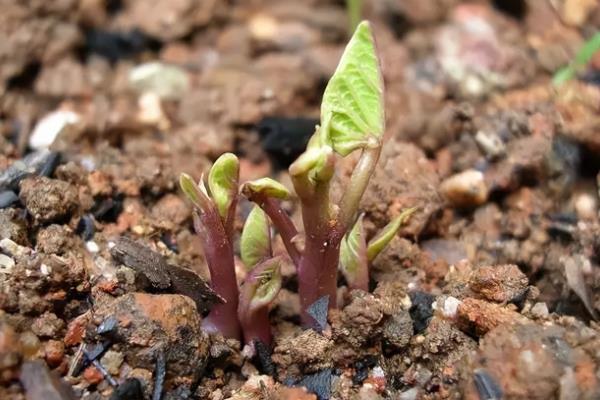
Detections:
[340, 208, 417, 291]
[238, 206, 282, 346]
[182, 21, 394, 336]
[180, 153, 241, 340]
[553, 32, 600, 86]
[243, 21, 386, 327]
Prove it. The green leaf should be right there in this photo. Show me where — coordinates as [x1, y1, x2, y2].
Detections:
[208, 153, 239, 220]
[321, 21, 384, 156]
[241, 177, 290, 199]
[241, 205, 272, 269]
[367, 207, 417, 261]
[339, 214, 367, 287]
[179, 173, 212, 211]
[553, 32, 600, 86]
[247, 257, 282, 311]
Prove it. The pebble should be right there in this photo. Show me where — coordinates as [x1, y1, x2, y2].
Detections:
[0, 238, 29, 257]
[86, 241, 100, 253]
[101, 350, 124, 375]
[0, 254, 15, 273]
[574, 193, 597, 220]
[440, 169, 488, 208]
[29, 110, 80, 150]
[129, 62, 189, 100]
[44, 340, 65, 367]
[530, 302, 549, 319]
[83, 365, 104, 385]
[433, 296, 461, 319]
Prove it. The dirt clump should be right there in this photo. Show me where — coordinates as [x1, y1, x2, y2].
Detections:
[92, 292, 209, 378]
[362, 142, 442, 237]
[19, 176, 78, 224]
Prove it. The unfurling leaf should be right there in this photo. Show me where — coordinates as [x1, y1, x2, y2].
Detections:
[339, 214, 367, 289]
[179, 173, 212, 211]
[208, 153, 239, 220]
[321, 21, 383, 156]
[289, 144, 335, 184]
[241, 177, 290, 199]
[245, 257, 282, 311]
[241, 205, 272, 269]
[367, 207, 417, 261]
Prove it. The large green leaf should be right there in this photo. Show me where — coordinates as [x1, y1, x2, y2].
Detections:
[240, 205, 271, 269]
[339, 214, 367, 287]
[208, 153, 239, 220]
[321, 21, 384, 156]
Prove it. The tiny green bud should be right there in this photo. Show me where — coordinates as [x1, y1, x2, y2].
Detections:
[241, 177, 290, 199]
[208, 153, 240, 220]
[367, 207, 417, 261]
[180, 173, 212, 211]
[339, 214, 367, 289]
[246, 257, 282, 311]
[240, 205, 272, 269]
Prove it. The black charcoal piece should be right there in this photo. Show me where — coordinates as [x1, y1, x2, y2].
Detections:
[409, 291, 435, 334]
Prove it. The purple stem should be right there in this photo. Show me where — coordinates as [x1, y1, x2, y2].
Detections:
[194, 210, 241, 341]
[295, 184, 345, 327]
[239, 308, 272, 346]
[251, 195, 301, 266]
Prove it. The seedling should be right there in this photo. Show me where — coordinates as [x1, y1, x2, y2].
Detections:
[553, 32, 600, 86]
[181, 21, 413, 336]
[340, 208, 416, 291]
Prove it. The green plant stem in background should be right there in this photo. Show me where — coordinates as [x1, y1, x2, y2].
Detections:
[553, 32, 600, 86]
[345, 0, 362, 32]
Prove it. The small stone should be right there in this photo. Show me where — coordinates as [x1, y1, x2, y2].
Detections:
[129, 62, 189, 100]
[440, 169, 488, 208]
[44, 340, 65, 367]
[433, 296, 461, 319]
[64, 313, 89, 347]
[574, 193, 597, 221]
[29, 110, 80, 150]
[86, 241, 99, 253]
[530, 302, 549, 319]
[83, 365, 104, 385]
[100, 350, 124, 375]
[0, 254, 15, 274]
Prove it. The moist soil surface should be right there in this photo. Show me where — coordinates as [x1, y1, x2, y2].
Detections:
[2, 1, 600, 399]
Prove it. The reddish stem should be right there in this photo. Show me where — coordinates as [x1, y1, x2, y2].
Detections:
[254, 196, 301, 266]
[239, 308, 272, 346]
[194, 210, 241, 341]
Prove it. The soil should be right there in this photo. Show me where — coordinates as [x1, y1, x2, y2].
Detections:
[1, 0, 600, 399]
